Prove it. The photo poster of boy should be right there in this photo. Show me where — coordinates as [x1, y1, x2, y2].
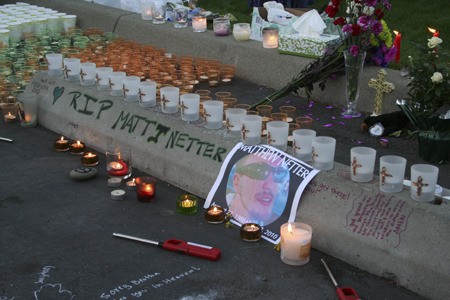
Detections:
[205, 142, 319, 244]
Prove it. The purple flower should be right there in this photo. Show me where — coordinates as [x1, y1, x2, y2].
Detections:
[365, 0, 378, 7]
[342, 24, 352, 34]
[349, 45, 360, 56]
[382, 0, 392, 10]
[384, 46, 397, 64]
[357, 16, 371, 30]
[370, 20, 383, 35]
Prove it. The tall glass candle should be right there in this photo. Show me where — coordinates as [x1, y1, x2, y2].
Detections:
[262, 27, 278, 49]
[192, 16, 207, 32]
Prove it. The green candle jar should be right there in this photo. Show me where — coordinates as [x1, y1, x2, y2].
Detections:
[177, 194, 198, 215]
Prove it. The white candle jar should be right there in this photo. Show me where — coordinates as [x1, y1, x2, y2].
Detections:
[63, 58, 80, 82]
[192, 15, 206, 33]
[280, 222, 312, 266]
[262, 27, 278, 49]
[139, 0, 153, 21]
[160, 86, 179, 114]
[79, 62, 96, 86]
[180, 93, 200, 122]
[233, 23, 251, 42]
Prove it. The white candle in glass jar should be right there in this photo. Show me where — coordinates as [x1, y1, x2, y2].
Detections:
[280, 222, 312, 266]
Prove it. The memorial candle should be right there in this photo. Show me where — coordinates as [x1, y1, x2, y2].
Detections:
[280, 222, 312, 266]
[205, 205, 225, 224]
[81, 152, 99, 166]
[136, 176, 157, 202]
[240, 223, 262, 242]
[69, 140, 85, 155]
[393, 30, 402, 63]
[54, 136, 69, 151]
[428, 27, 439, 37]
[177, 194, 198, 215]
[4, 112, 16, 123]
[262, 27, 278, 49]
[192, 16, 207, 33]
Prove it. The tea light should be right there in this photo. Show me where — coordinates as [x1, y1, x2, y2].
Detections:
[192, 15, 207, 33]
[126, 178, 136, 190]
[108, 177, 122, 187]
[69, 140, 85, 155]
[176, 194, 198, 215]
[136, 176, 157, 202]
[4, 112, 16, 123]
[205, 205, 225, 224]
[262, 27, 279, 49]
[280, 222, 312, 266]
[108, 160, 128, 177]
[81, 152, 99, 166]
[53, 136, 69, 151]
[240, 223, 262, 242]
[111, 189, 126, 201]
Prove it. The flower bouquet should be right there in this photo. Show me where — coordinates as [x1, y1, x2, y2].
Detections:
[397, 33, 450, 163]
[251, 0, 395, 114]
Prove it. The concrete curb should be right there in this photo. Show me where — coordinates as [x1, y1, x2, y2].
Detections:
[28, 72, 450, 300]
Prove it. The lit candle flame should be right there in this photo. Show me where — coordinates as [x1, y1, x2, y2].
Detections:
[428, 27, 439, 37]
[393, 30, 399, 36]
[76, 141, 81, 146]
[145, 184, 153, 193]
[288, 222, 294, 234]
[60, 136, 65, 141]
[213, 206, 218, 213]
[86, 152, 95, 158]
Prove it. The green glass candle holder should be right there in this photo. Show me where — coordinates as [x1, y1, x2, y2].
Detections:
[177, 194, 198, 215]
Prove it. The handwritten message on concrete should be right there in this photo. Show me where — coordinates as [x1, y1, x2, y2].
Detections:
[345, 193, 413, 247]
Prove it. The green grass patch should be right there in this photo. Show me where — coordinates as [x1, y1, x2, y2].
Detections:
[199, 0, 449, 68]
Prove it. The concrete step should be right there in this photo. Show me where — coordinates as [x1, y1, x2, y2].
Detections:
[28, 72, 450, 300]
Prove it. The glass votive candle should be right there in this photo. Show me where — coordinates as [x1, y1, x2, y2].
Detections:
[379, 155, 407, 193]
[204, 204, 225, 224]
[292, 129, 316, 162]
[152, 3, 166, 24]
[410, 164, 439, 202]
[46, 53, 63, 76]
[270, 112, 287, 121]
[266, 121, 289, 151]
[138, 81, 157, 108]
[262, 27, 278, 49]
[2, 103, 18, 123]
[240, 223, 262, 242]
[136, 176, 157, 202]
[280, 222, 312, 266]
[180, 93, 200, 122]
[123, 75, 140, 102]
[140, 0, 153, 20]
[96, 67, 113, 91]
[53, 136, 69, 151]
[174, 6, 188, 28]
[109, 71, 126, 97]
[296, 116, 313, 129]
[233, 23, 251, 41]
[192, 15, 207, 33]
[63, 57, 80, 82]
[69, 140, 85, 155]
[311, 136, 336, 170]
[222, 97, 237, 109]
[79, 62, 96, 86]
[203, 100, 224, 130]
[106, 147, 132, 179]
[213, 17, 230, 36]
[160, 86, 180, 113]
[240, 115, 263, 145]
[177, 194, 198, 215]
[280, 105, 296, 123]
[256, 105, 273, 119]
[225, 108, 247, 135]
[350, 147, 377, 183]
[81, 152, 99, 166]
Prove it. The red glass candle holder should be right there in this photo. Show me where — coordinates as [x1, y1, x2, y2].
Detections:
[135, 176, 157, 202]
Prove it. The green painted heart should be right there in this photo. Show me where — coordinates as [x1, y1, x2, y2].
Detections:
[52, 86, 65, 105]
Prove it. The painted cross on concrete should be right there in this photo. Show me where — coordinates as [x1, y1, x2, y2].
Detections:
[368, 69, 395, 116]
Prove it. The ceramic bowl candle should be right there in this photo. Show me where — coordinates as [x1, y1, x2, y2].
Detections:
[205, 204, 225, 224]
[177, 194, 198, 215]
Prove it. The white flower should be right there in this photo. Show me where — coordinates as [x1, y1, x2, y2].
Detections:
[362, 6, 374, 15]
[431, 72, 443, 83]
[427, 37, 443, 48]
